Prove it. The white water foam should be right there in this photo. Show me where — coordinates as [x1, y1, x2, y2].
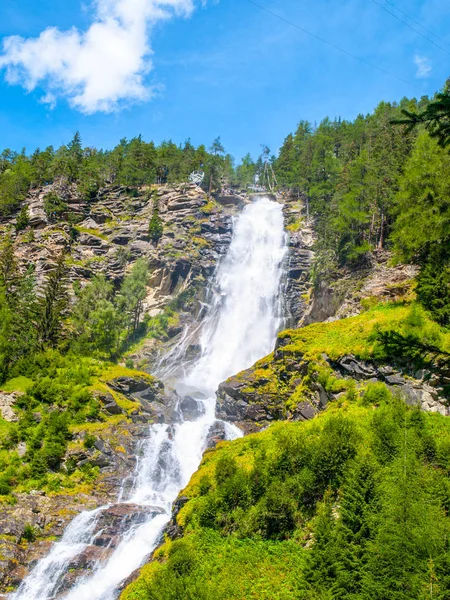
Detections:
[11, 196, 288, 600]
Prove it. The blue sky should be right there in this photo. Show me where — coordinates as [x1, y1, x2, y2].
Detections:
[0, 0, 449, 162]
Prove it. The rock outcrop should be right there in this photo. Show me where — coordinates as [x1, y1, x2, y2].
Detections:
[3, 182, 235, 314]
[282, 196, 315, 326]
[0, 391, 22, 422]
[216, 308, 450, 433]
[302, 250, 418, 325]
[217, 350, 449, 433]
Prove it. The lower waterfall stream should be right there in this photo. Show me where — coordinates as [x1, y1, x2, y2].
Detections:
[11, 196, 288, 600]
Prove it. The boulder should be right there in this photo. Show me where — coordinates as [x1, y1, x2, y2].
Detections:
[205, 421, 227, 448]
[0, 391, 22, 422]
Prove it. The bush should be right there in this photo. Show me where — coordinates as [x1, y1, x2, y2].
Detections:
[148, 197, 163, 244]
[256, 482, 297, 539]
[15, 206, 29, 231]
[43, 192, 68, 222]
[215, 454, 238, 487]
[83, 433, 96, 449]
[22, 523, 37, 542]
[362, 382, 392, 406]
[0, 475, 12, 495]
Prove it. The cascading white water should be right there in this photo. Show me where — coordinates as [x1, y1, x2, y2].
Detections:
[11, 197, 288, 600]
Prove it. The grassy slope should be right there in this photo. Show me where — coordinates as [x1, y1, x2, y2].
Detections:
[228, 302, 450, 419]
[122, 302, 450, 600]
[123, 401, 450, 599]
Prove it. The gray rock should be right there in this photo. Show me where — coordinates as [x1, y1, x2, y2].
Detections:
[384, 374, 405, 385]
[179, 396, 205, 421]
[336, 355, 377, 379]
[103, 402, 123, 415]
[0, 391, 22, 422]
[205, 421, 227, 448]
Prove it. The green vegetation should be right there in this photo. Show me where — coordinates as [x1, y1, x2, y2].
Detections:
[395, 83, 450, 149]
[43, 192, 68, 222]
[0, 349, 151, 497]
[222, 302, 450, 422]
[275, 78, 450, 325]
[15, 206, 29, 231]
[148, 194, 164, 244]
[123, 386, 450, 600]
[0, 132, 235, 218]
[278, 302, 450, 363]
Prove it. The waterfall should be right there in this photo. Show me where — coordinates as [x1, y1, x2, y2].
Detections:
[11, 196, 288, 600]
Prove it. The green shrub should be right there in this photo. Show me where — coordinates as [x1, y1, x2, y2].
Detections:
[83, 433, 96, 449]
[148, 197, 163, 244]
[15, 206, 30, 231]
[22, 523, 37, 542]
[0, 475, 12, 495]
[43, 192, 68, 222]
[362, 382, 392, 406]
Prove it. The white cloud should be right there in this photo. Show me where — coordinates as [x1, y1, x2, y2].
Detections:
[0, 0, 201, 113]
[413, 54, 432, 79]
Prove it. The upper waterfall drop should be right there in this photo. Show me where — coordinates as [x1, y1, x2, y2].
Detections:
[185, 196, 288, 394]
[10, 196, 288, 600]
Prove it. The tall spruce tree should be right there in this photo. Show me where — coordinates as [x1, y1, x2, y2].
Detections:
[119, 258, 149, 334]
[148, 196, 163, 245]
[36, 252, 69, 347]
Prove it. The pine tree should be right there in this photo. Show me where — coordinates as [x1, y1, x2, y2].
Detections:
[119, 258, 149, 334]
[148, 196, 163, 245]
[36, 252, 69, 347]
[0, 235, 19, 301]
[394, 82, 450, 149]
[71, 275, 120, 356]
[362, 450, 448, 599]
[207, 137, 225, 195]
[15, 205, 30, 231]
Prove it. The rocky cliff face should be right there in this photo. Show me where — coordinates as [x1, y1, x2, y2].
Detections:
[302, 249, 418, 325]
[282, 197, 315, 327]
[4, 182, 235, 305]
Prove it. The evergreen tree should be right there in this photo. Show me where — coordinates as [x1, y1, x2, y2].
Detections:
[43, 192, 68, 222]
[235, 153, 257, 188]
[395, 82, 450, 149]
[119, 258, 149, 334]
[207, 137, 225, 195]
[392, 132, 450, 262]
[30, 146, 55, 187]
[36, 252, 69, 347]
[363, 455, 448, 600]
[15, 205, 29, 231]
[71, 275, 121, 356]
[148, 196, 164, 245]
[0, 235, 19, 301]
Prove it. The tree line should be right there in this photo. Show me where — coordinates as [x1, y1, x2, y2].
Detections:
[274, 79, 450, 326]
[0, 134, 237, 218]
